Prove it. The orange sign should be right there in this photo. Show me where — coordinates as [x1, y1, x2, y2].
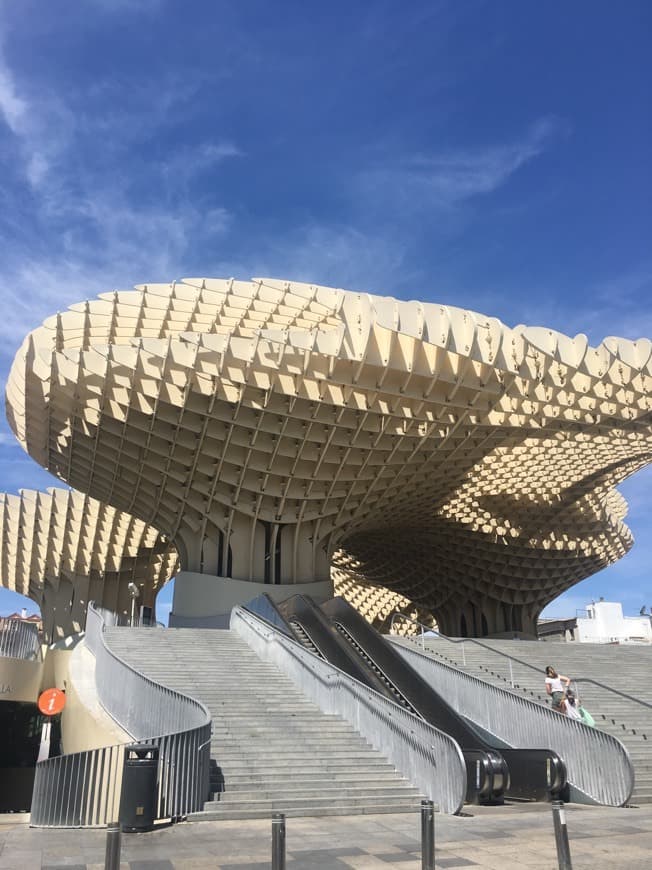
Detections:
[38, 688, 66, 716]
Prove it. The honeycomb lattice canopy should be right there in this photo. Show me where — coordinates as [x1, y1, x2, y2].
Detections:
[6, 277, 651, 636]
[0, 488, 178, 640]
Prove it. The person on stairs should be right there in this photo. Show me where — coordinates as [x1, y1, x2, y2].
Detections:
[564, 687, 582, 721]
[544, 665, 571, 714]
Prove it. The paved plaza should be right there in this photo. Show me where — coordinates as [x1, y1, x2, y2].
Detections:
[1, 802, 651, 870]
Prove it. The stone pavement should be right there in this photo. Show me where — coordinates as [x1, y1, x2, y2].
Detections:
[1, 801, 651, 869]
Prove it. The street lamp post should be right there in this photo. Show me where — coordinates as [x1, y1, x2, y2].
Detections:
[128, 582, 140, 627]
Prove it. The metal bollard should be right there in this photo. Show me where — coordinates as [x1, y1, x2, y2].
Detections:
[272, 812, 286, 870]
[420, 799, 435, 870]
[551, 800, 573, 870]
[104, 822, 121, 870]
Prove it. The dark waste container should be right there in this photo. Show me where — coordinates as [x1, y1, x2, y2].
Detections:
[119, 743, 159, 832]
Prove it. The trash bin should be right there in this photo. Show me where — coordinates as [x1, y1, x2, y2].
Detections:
[119, 743, 159, 832]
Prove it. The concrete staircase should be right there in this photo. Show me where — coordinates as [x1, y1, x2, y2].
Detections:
[392, 635, 652, 805]
[104, 627, 424, 820]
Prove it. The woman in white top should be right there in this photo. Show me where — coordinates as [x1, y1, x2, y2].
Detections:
[544, 665, 571, 713]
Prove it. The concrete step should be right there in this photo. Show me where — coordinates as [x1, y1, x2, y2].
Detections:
[214, 760, 397, 774]
[220, 773, 404, 787]
[206, 784, 420, 802]
[196, 793, 422, 812]
[212, 751, 389, 764]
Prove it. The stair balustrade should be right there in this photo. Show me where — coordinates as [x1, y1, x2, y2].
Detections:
[0, 616, 41, 660]
[389, 614, 652, 723]
[394, 641, 635, 807]
[30, 602, 211, 827]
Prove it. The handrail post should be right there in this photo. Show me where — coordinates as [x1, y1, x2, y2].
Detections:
[272, 812, 286, 870]
[461, 642, 466, 667]
[551, 800, 573, 869]
[509, 658, 514, 688]
[104, 822, 121, 870]
[420, 799, 435, 870]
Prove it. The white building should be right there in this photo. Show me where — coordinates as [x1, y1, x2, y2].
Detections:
[576, 600, 652, 644]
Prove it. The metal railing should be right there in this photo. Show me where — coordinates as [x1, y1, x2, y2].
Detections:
[231, 606, 467, 815]
[31, 603, 211, 827]
[393, 641, 635, 807]
[0, 617, 42, 660]
[389, 612, 652, 712]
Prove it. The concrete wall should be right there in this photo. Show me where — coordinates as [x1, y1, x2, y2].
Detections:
[60, 643, 130, 754]
[39, 637, 130, 754]
[170, 571, 333, 626]
[0, 656, 43, 703]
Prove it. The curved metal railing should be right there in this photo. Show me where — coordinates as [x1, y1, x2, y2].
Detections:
[31, 603, 211, 827]
[394, 640, 634, 807]
[231, 606, 467, 815]
[0, 617, 41, 660]
[389, 612, 652, 712]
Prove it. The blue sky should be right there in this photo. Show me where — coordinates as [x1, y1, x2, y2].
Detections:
[0, 1, 650, 623]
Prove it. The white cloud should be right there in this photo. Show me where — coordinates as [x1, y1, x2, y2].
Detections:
[0, 35, 236, 350]
[201, 222, 415, 299]
[199, 142, 242, 164]
[0, 32, 76, 191]
[0, 60, 26, 132]
[160, 141, 243, 189]
[358, 117, 566, 213]
[0, 190, 233, 349]
[508, 263, 652, 345]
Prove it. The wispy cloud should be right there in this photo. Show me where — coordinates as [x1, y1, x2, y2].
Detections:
[0, 30, 76, 189]
[0, 28, 237, 346]
[258, 224, 412, 294]
[0, 195, 232, 348]
[357, 117, 567, 214]
[0, 59, 26, 133]
[501, 262, 652, 345]
[160, 141, 243, 190]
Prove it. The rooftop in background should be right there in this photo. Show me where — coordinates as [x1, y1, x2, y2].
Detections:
[538, 600, 652, 644]
[4, 611, 42, 623]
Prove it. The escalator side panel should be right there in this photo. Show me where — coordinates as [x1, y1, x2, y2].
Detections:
[322, 597, 488, 749]
[321, 597, 564, 804]
[275, 596, 393, 697]
[242, 594, 295, 638]
[319, 597, 507, 805]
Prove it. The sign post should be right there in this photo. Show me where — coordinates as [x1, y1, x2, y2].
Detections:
[37, 688, 66, 762]
[38, 688, 66, 717]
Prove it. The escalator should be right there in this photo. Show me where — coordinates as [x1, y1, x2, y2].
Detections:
[247, 594, 567, 805]
[322, 597, 566, 804]
[275, 595, 410, 707]
[248, 595, 502, 804]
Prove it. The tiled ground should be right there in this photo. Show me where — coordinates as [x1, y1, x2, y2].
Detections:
[1, 802, 651, 869]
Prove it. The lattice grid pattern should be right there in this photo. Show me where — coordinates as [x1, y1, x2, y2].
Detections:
[6, 277, 651, 636]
